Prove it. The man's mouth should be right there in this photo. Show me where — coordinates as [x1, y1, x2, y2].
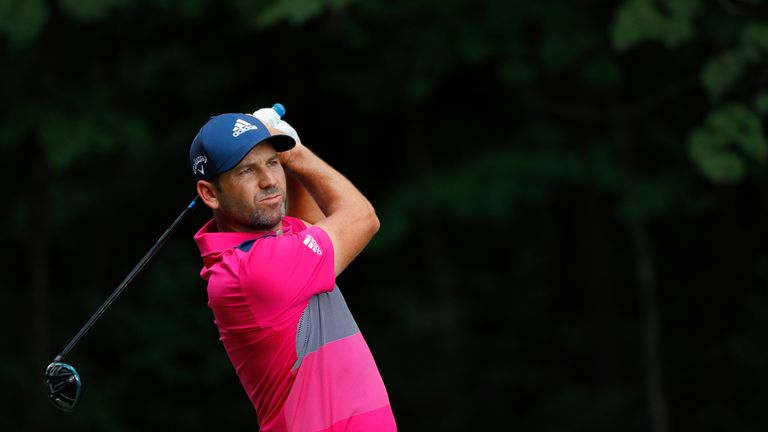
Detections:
[259, 194, 282, 204]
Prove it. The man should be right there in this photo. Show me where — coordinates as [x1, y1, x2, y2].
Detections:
[189, 108, 396, 432]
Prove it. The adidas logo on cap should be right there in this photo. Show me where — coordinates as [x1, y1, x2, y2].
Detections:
[232, 119, 258, 137]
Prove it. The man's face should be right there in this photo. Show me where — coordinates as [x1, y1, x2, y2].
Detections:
[214, 142, 287, 232]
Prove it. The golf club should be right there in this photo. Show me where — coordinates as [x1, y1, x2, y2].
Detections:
[44, 103, 286, 412]
[44, 196, 199, 411]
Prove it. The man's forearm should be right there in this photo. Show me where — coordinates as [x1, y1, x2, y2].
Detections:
[286, 172, 325, 224]
[283, 144, 374, 220]
[282, 143, 379, 274]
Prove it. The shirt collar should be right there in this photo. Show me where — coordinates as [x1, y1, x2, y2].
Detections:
[193, 218, 292, 256]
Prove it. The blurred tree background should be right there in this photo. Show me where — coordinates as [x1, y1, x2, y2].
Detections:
[2, 0, 768, 430]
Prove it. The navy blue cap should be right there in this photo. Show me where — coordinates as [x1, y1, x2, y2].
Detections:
[189, 113, 295, 181]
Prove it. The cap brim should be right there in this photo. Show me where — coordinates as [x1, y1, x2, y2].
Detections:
[214, 133, 296, 178]
[264, 132, 296, 152]
[264, 124, 296, 152]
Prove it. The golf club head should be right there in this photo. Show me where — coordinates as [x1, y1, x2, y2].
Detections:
[44, 362, 81, 411]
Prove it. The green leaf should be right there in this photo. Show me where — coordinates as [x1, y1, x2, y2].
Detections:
[740, 23, 768, 55]
[33, 87, 151, 174]
[588, 143, 628, 193]
[0, 103, 35, 150]
[39, 111, 115, 173]
[713, 104, 767, 162]
[259, 0, 324, 26]
[663, 0, 702, 19]
[611, 0, 700, 51]
[456, 27, 496, 63]
[701, 24, 768, 100]
[499, 61, 535, 86]
[611, 0, 666, 51]
[701, 51, 749, 100]
[374, 145, 585, 248]
[408, 73, 433, 100]
[688, 104, 767, 183]
[58, 0, 130, 22]
[753, 91, 768, 115]
[618, 177, 680, 222]
[0, 0, 47, 47]
[692, 150, 744, 184]
[146, 0, 206, 17]
[538, 7, 596, 71]
[581, 57, 621, 87]
[233, 0, 355, 28]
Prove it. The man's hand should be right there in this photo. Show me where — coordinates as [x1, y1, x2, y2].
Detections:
[250, 107, 301, 167]
[251, 108, 299, 142]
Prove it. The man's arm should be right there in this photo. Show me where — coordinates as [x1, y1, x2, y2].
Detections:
[285, 172, 326, 225]
[281, 142, 380, 276]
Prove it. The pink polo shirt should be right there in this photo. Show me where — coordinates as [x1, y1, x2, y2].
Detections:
[194, 217, 396, 432]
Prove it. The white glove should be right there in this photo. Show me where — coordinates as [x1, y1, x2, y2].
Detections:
[251, 108, 299, 142]
[251, 108, 280, 127]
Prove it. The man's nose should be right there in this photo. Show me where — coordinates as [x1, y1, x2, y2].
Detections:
[259, 170, 277, 189]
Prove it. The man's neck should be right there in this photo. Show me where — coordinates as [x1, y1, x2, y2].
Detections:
[213, 214, 283, 234]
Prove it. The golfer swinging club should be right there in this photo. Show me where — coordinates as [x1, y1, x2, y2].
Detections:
[189, 106, 396, 431]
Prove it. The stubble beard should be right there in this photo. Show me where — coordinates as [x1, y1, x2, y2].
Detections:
[247, 186, 285, 230]
[219, 186, 286, 231]
[248, 200, 286, 230]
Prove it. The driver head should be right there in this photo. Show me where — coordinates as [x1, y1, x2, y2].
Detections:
[44, 362, 81, 411]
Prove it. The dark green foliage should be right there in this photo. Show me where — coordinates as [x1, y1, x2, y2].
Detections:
[2, 0, 768, 430]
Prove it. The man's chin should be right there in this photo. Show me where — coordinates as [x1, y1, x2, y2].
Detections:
[248, 211, 284, 231]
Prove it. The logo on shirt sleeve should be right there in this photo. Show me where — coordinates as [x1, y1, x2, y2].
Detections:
[303, 234, 323, 256]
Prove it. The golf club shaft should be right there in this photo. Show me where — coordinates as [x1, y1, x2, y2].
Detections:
[54, 196, 200, 362]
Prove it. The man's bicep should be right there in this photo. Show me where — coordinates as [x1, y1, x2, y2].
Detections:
[314, 214, 376, 276]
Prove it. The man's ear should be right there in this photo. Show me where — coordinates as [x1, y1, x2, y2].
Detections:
[197, 180, 220, 211]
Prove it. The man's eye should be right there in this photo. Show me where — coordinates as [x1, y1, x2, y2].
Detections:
[267, 160, 278, 167]
[240, 167, 253, 175]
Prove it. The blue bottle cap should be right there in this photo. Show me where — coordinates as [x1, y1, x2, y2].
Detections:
[272, 103, 286, 118]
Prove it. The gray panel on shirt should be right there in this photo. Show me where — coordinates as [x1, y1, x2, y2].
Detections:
[293, 285, 360, 370]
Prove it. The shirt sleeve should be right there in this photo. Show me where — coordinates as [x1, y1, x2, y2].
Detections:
[238, 226, 336, 325]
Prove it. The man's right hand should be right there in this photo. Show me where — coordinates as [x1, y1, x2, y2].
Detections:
[250, 107, 302, 167]
[251, 108, 300, 142]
